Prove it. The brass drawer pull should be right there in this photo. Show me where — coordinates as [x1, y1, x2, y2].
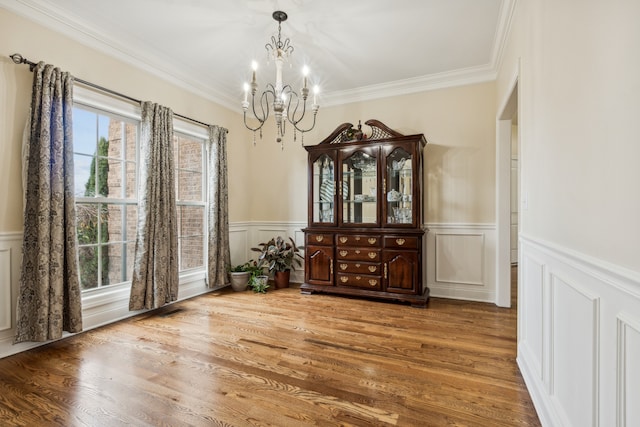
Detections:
[355, 236, 361, 241]
[355, 250, 361, 254]
[396, 238, 406, 246]
[368, 238, 377, 244]
[355, 263, 361, 268]
[340, 250, 348, 257]
[340, 277, 348, 283]
[368, 266, 377, 273]
[368, 252, 377, 259]
[369, 279, 378, 287]
[315, 235, 324, 242]
[340, 264, 348, 271]
[356, 276, 362, 280]
[339, 237, 348, 243]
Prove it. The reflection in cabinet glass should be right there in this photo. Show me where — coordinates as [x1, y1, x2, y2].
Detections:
[302, 119, 429, 307]
[386, 147, 412, 225]
[313, 154, 335, 223]
[342, 151, 377, 224]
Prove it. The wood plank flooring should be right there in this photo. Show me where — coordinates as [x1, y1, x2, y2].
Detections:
[0, 268, 539, 426]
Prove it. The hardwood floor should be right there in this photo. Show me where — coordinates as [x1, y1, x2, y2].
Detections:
[0, 268, 539, 426]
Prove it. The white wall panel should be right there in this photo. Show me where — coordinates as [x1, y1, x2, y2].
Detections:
[427, 224, 496, 302]
[0, 248, 11, 332]
[435, 233, 484, 285]
[229, 225, 249, 266]
[617, 314, 640, 427]
[520, 254, 544, 382]
[551, 273, 599, 427]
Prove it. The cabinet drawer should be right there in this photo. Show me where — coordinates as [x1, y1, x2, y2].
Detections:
[336, 273, 382, 290]
[306, 233, 333, 246]
[336, 234, 381, 247]
[336, 248, 381, 262]
[336, 261, 381, 275]
[383, 236, 419, 249]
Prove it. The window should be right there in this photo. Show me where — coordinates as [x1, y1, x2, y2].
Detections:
[73, 88, 209, 292]
[174, 132, 206, 272]
[73, 106, 138, 290]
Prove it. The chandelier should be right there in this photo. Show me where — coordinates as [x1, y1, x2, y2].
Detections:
[242, 11, 319, 149]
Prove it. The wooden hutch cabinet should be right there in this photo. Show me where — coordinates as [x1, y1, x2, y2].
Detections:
[301, 120, 429, 307]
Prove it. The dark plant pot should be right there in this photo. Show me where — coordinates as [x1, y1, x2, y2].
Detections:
[273, 270, 291, 289]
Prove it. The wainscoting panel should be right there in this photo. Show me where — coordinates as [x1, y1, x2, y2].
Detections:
[517, 235, 640, 427]
[435, 233, 484, 285]
[0, 248, 11, 332]
[229, 224, 249, 266]
[519, 253, 544, 384]
[0, 232, 30, 357]
[617, 314, 640, 426]
[551, 273, 599, 427]
[426, 224, 496, 302]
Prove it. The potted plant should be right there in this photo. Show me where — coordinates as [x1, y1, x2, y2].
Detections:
[228, 262, 252, 291]
[228, 260, 265, 292]
[251, 236, 304, 289]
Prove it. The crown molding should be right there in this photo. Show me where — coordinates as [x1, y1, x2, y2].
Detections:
[2, 0, 517, 109]
[321, 64, 498, 107]
[0, 0, 239, 110]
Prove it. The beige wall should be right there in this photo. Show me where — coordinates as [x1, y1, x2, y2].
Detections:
[244, 82, 497, 224]
[497, 0, 640, 273]
[0, 7, 252, 232]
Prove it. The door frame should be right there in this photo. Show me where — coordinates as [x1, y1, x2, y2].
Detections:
[496, 67, 520, 308]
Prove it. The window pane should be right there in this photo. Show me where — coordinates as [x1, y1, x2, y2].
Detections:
[125, 162, 136, 199]
[177, 137, 203, 173]
[105, 243, 126, 285]
[126, 206, 137, 241]
[76, 204, 99, 245]
[73, 108, 97, 156]
[175, 133, 204, 202]
[106, 159, 122, 198]
[124, 123, 137, 162]
[177, 170, 202, 201]
[178, 206, 204, 238]
[74, 154, 94, 197]
[78, 246, 98, 290]
[126, 242, 136, 280]
[180, 236, 203, 271]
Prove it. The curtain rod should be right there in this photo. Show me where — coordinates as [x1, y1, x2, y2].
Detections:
[9, 53, 215, 130]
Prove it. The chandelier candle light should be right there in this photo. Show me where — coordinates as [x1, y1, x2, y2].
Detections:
[242, 11, 319, 149]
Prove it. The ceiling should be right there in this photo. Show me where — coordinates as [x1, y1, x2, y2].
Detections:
[3, 0, 514, 109]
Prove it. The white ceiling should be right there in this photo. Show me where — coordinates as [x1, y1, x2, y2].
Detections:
[3, 0, 514, 109]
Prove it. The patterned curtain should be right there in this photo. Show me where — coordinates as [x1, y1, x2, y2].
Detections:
[129, 102, 179, 310]
[14, 62, 83, 343]
[207, 125, 230, 288]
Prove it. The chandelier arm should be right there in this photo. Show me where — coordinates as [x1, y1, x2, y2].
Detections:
[285, 89, 306, 125]
[243, 110, 264, 132]
[258, 88, 272, 121]
[289, 104, 319, 134]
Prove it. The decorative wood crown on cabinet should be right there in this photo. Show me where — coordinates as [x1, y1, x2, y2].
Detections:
[301, 120, 429, 307]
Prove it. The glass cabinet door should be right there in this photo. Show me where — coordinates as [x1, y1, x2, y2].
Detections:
[312, 154, 335, 224]
[341, 150, 378, 225]
[385, 147, 413, 225]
